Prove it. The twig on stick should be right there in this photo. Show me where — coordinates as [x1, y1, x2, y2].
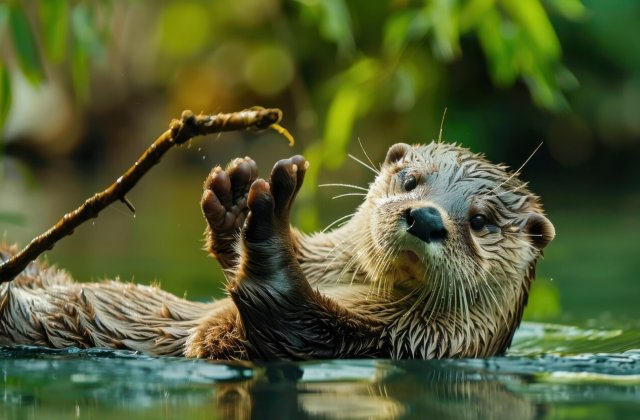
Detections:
[0, 108, 290, 283]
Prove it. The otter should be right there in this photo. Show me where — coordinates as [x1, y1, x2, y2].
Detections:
[0, 142, 554, 359]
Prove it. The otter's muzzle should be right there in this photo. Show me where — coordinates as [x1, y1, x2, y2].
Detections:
[406, 207, 447, 243]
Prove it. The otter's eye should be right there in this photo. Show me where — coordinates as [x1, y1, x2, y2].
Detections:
[403, 175, 417, 192]
[470, 214, 487, 231]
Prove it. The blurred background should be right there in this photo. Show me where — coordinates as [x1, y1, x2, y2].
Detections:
[0, 0, 638, 326]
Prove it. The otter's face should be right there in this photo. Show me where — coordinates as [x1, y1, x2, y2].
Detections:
[364, 142, 555, 314]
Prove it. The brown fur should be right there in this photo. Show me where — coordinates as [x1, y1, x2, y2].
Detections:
[0, 142, 554, 359]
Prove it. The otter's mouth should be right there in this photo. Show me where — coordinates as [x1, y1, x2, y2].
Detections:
[395, 249, 430, 284]
[401, 250, 420, 264]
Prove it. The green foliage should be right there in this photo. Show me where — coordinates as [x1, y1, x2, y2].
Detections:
[323, 58, 381, 169]
[0, 62, 10, 130]
[8, 4, 44, 86]
[155, 1, 212, 59]
[0, 0, 585, 232]
[543, 0, 587, 20]
[39, 0, 69, 63]
[296, 0, 355, 57]
[0, 0, 582, 132]
[0, 1, 109, 130]
[290, 0, 583, 228]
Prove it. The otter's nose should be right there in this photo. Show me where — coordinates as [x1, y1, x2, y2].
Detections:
[406, 207, 447, 243]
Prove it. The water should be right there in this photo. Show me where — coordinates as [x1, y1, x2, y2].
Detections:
[1, 323, 638, 419]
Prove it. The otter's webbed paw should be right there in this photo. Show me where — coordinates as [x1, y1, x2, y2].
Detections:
[229, 156, 382, 360]
[243, 155, 306, 244]
[202, 157, 258, 270]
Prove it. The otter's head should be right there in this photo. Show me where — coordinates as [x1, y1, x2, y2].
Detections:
[359, 142, 554, 323]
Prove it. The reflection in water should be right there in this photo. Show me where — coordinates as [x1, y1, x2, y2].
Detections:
[215, 361, 539, 419]
[1, 323, 639, 419]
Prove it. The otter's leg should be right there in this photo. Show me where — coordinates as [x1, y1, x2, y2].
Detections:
[201, 157, 258, 270]
[229, 156, 383, 360]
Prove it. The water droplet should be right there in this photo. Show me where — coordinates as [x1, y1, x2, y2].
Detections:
[116, 176, 123, 184]
[202, 155, 206, 160]
[197, 147, 202, 152]
[92, 221, 95, 226]
[133, 214, 137, 219]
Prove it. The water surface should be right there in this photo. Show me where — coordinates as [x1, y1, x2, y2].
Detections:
[1, 322, 638, 419]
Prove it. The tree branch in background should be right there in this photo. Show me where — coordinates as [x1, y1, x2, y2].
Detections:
[0, 108, 292, 283]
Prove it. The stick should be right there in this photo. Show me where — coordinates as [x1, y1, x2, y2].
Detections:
[0, 108, 290, 282]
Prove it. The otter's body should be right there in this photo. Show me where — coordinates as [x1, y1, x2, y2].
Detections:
[0, 142, 554, 359]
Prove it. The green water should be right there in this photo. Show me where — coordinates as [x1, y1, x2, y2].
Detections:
[1, 323, 638, 419]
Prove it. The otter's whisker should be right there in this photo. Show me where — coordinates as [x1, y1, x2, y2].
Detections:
[319, 183, 369, 192]
[489, 182, 529, 198]
[336, 236, 372, 285]
[357, 137, 378, 173]
[368, 241, 396, 299]
[380, 245, 401, 298]
[323, 235, 349, 261]
[332, 193, 367, 200]
[348, 154, 380, 175]
[438, 107, 448, 144]
[424, 270, 445, 324]
[334, 253, 355, 284]
[458, 273, 471, 337]
[485, 142, 542, 197]
[322, 213, 355, 233]
[474, 263, 509, 325]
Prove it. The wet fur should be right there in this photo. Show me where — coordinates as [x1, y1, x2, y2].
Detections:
[0, 142, 554, 359]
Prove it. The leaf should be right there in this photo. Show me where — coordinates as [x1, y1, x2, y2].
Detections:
[296, 0, 354, 56]
[476, 10, 518, 86]
[318, 0, 354, 55]
[501, 0, 561, 60]
[458, 0, 496, 33]
[39, 0, 69, 62]
[392, 63, 424, 112]
[542, 0, 586, 21]
[0, 63, 11, 130]
[424, 0, 461, 61]
[296, 142, 324, 232]
[0, 4, 8, 33]
[383, 10, 430, 57]
[554, 65, 579, 90]
[523, 66, 569, 111]
[71, 38, 90, 103]
[383, 12, 413, 57]
[321, 58, 381, 168]
[70, 4, 101, 103]
[8, 5, 44, 85]
[71, 4, 103, 56]
[323, 86, 361, 169]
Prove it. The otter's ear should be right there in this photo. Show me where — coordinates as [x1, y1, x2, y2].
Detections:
[524, 213, 555, 250]
[383, 143, 412, 166]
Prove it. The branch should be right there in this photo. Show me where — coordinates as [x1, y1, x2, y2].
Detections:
[0, 108, 291, 283]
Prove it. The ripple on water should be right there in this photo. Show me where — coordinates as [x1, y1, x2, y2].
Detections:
[0, 322, 638, 419]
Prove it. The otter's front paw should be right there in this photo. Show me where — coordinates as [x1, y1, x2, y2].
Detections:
[202, 157, 258, 268]
[244, 155, 307, 244]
